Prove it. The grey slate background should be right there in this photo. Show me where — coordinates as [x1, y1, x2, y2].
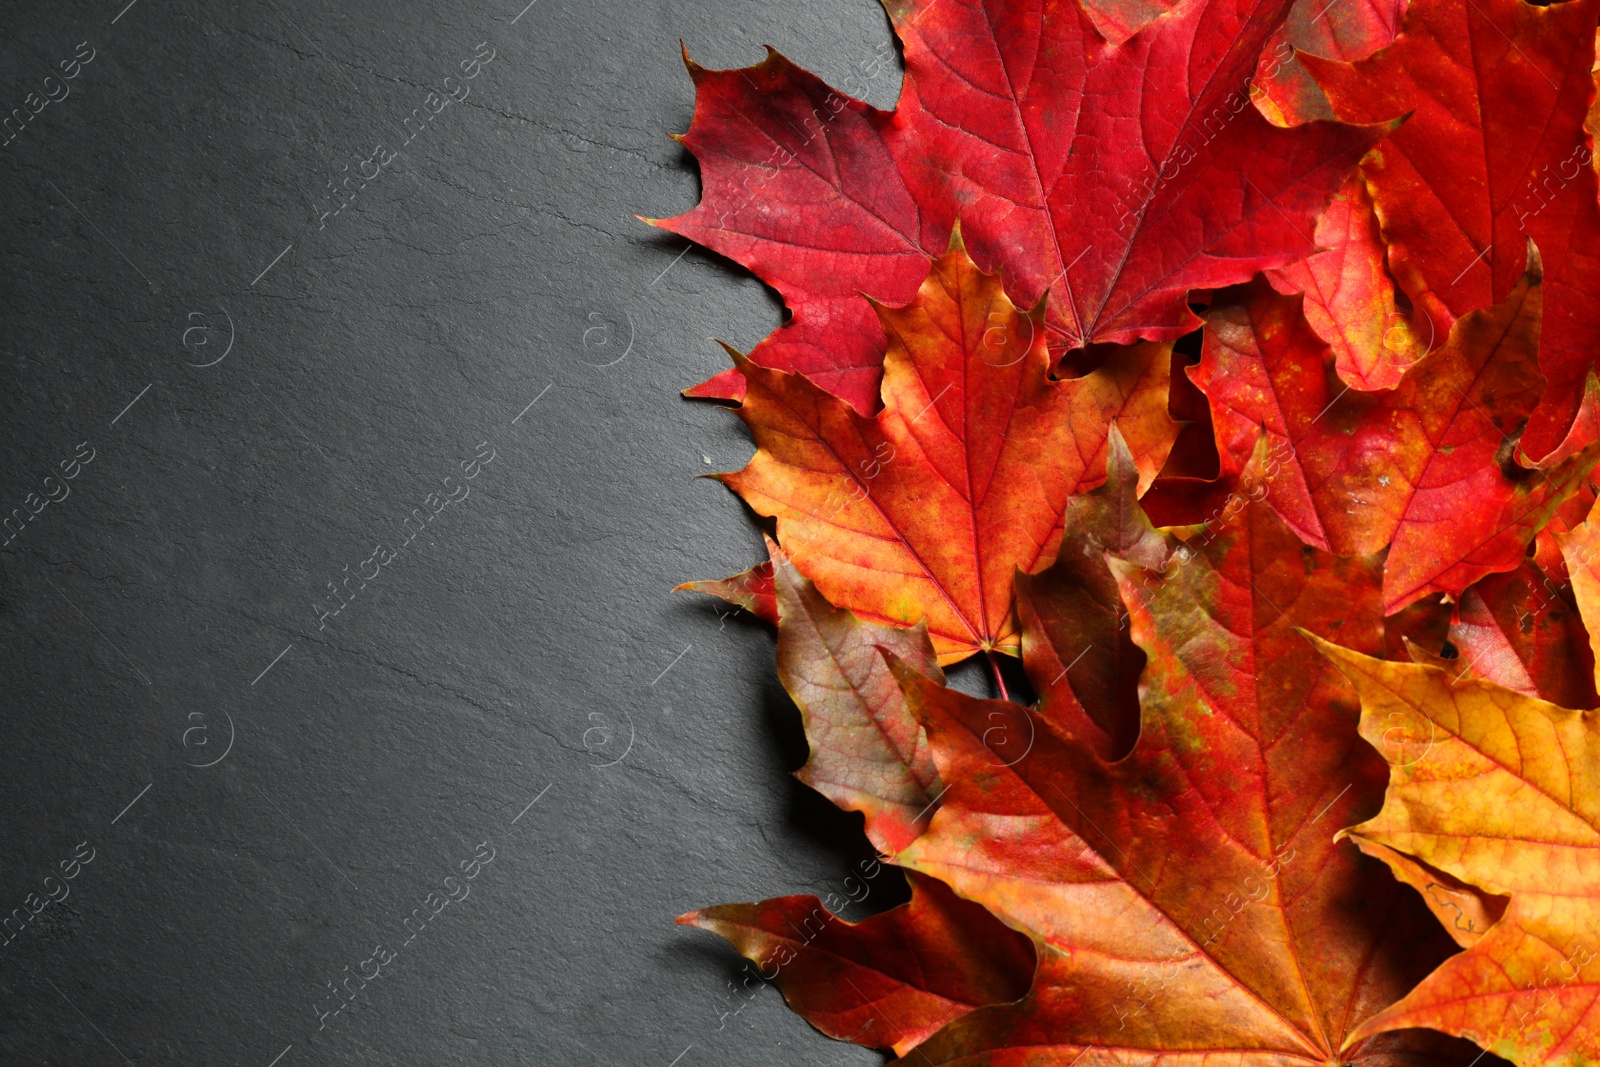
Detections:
[0, 0, 915, 1062]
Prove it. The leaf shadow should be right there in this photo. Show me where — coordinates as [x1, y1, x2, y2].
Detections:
[667, 589, 911, 922]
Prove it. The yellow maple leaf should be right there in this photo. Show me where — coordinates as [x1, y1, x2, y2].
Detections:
[1310, 499, 1600, 1067]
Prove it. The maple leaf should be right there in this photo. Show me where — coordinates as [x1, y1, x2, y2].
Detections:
[1559, 500, 1600, 686]
[1302, 0, 1600, 456]
[1588, 30, 1600, 183]
[768, 543, 946, 854]
[720, 237, 1177, 664]
[1386, 592, 1456, 662]
[1192, 253, 1600, 614]
[675, 558, 777, 624]
[1016, 424, 1182, 760]
[1440, 565, 1599, 710]
[653, 0, 1384, 410]
[874, 450, 1479, 1065]
[678, 872, 1034, 1055]
[1250, 0, 1404, 127]
[1533, 484, 1597, 584]
[676, 537, 945, 849]
[1265, 170, 1425, 391]
[1022, 429, 1456, 756]
[1073, 0, 1177, 46]
[1313, 610, 1600, 1067]
[1343, 836, 1510, 951]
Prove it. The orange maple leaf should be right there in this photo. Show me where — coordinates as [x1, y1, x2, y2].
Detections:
[1311, 497, 1600, 1067]
[720, 235, 1177, 664]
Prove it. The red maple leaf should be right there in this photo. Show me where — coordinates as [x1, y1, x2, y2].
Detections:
[1251, 0, 1405, 126]
[1302, 0, 1600, 456]
[1431, 564, 1599, 709]
[1191, 255, 1600, 613]
[679, 872, 1034, 1055]
[652, 0, 1385, 412]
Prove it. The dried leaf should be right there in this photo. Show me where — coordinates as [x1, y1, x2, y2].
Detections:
[772, 546, 944, 854]
[679, 872, 1034, 1055]
[1251, 0, 1404, 126]
[883, 447, 1467, 1065]
[1315, 634, 1600, 1067]
[656, 0, 1384, 407]
[1303, 0, 1600, 455]
[1192, 257, 1600, 613]
[1016, 424, 1181, 759]
[1448, 566, 1598, 709]
[675, 558, 777, 624]
[722, 237, 1176, 664]
[1265, 171, 1424, 390]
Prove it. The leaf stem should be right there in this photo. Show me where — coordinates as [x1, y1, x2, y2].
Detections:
[987, 650, 1010, 702]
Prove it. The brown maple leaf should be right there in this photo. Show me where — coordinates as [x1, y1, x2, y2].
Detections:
[769, 542, 945, 854]
[1016, 424, 1184, 761]
[679, 872, 1034, 1056]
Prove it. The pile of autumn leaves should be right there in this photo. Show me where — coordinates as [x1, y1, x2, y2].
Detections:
[654, 0, 1600, 1063]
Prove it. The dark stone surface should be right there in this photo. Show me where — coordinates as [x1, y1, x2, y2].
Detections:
[0, 0, 907, 1062]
